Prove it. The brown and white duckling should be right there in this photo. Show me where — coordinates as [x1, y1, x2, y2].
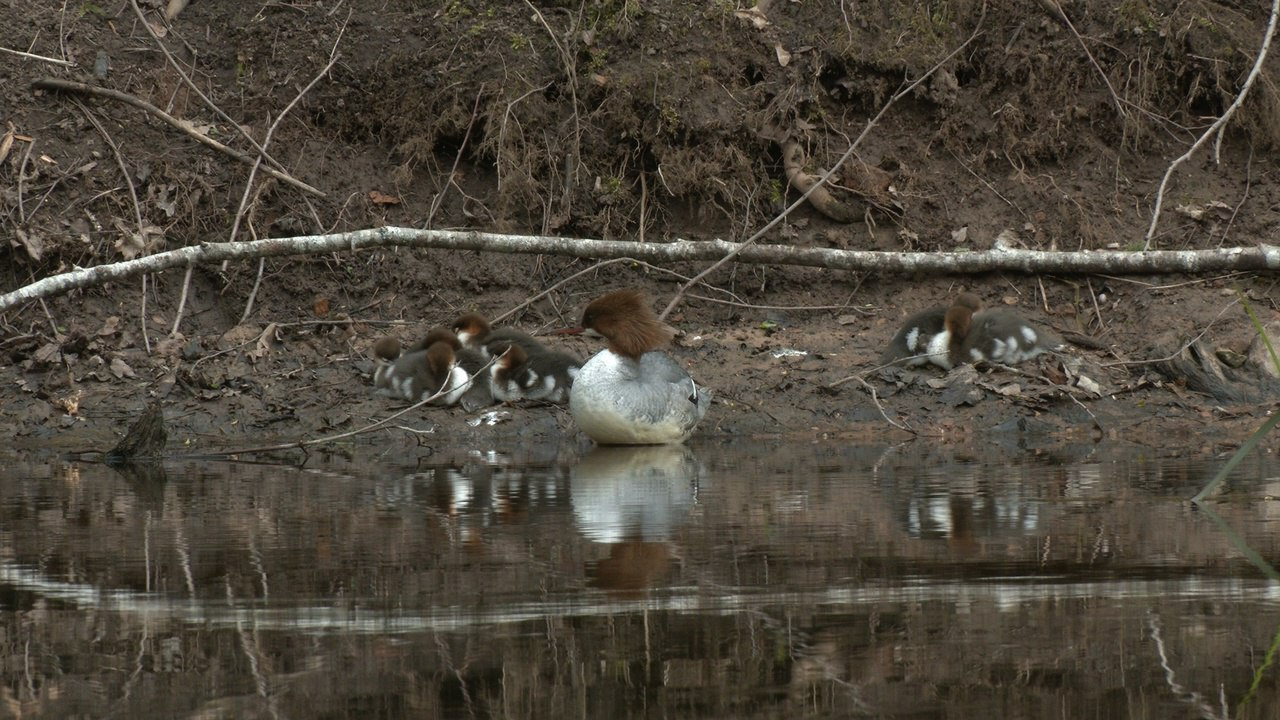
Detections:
[374, 340, 469, 406]
[948, 305, 1065, 366]
[451, 312, 545, 359]
[408, 327, 494, 410]
[489, 342, 581, 403]
[881, 293, 983, 370]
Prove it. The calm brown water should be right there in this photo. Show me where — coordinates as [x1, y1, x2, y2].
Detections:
[2, 439, 1278, 719]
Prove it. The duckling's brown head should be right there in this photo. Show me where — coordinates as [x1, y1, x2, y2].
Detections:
[373, 336, 402, 361]
[451, 313, 492, 345]
[422, 326, 463, 350]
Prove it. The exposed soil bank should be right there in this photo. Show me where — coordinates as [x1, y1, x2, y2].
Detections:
[2, 2, 1279, 457]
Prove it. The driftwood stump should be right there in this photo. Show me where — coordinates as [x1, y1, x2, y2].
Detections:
[105, 400, 167, 465]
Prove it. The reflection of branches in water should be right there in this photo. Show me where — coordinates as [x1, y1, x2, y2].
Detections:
[1147, 612, 1226, 720]
[1191, 503, 1280, 715]
[231, 575, 283, 720]
[435, 634, 477, 717]
[1240, 622, 1280, 712]
[249, 533, 270, 601]
[688, 562, 873, 713]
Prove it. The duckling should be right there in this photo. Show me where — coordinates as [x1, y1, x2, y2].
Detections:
[409, 327, 494, 411]
[374, 340, 469, 405]
[451, 312, 545, 359]
[489, 342, 581, 403]
[950, 306, 1065, 366]
[881, 293, 983, 370]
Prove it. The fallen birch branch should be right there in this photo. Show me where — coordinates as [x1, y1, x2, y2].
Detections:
[2, 228, 1277, 312]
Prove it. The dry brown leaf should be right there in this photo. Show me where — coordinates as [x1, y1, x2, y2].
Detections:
[368, 190, 401, 206]
[165, 0, 190, 20]
[34, 343, 62, 363]
[98, 316, 121, 336]
[218, 324, 261, 350]
[14, 228, 44, 261]
[110, 356, 136, 379]
[250, 322, 281, 360]
[734, 6, 769, 29]
[0, 125, 14, 165]
[175, 119, 212, 136]
[774, 44, 791, 67]
[53, 391, 81, 415]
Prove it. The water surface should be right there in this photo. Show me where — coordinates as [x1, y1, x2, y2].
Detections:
[2, 440, 1277, 718]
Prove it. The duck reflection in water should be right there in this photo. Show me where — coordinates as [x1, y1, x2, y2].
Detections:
[571, 445, 702, 597]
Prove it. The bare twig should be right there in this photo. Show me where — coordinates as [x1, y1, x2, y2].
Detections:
[853, 375, 913, 433]
[685, 293, 865, 313]
[1100, 297, 1239, 367]
[1220, 143, 1253, 247]
[1144, 0, 1279, 249]
[659, 1, 988, 321]
[128, 0, 290, 174]
[0, 46, 74, 66]
[193, 354, 500, 457]
[174, 17, 347, 335]
[16, 137, 33, 223]
[30, 77, 325, 197]
[76, 100, 152, 353]
[426, 85, 485, 227]
[1086, 277, 1105, 332]
[1044, 0, 1127, 122]
[492, 256, 750, 325]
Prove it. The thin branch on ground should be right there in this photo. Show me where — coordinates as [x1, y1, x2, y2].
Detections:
[854, 374, 914, 433]
[1144, 0, 1279, 249]
[192, 353, 500, 457]
[1042, 0, 1127, 122]
[1086, 277, 1105, 333]
[1220, 143, 1253, 247]
[127, 0, 291, 175]
[5, 228, 1280, 313]
[1100, 298, 1240, 367]
[1096, 271, 1253, 289]
[685, 293, 868, 314]
[493, 256, 749, 325]
[30, 77, 325, 197]
[426, 85, 485, 228]
[0, 46, 74, 66]
[172, 18, 346, 335]
[658, 1, 989, 321]
[76, 100, 153, 353]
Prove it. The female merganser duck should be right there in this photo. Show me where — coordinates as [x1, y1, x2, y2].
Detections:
[451, 312, 545, 359]
[489, 342, 581, 403]
[567, 289, 711, 444]
[881, 293, 983, 370]
[372, 337, 469, 406]
[947, 304, 1065, 366]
